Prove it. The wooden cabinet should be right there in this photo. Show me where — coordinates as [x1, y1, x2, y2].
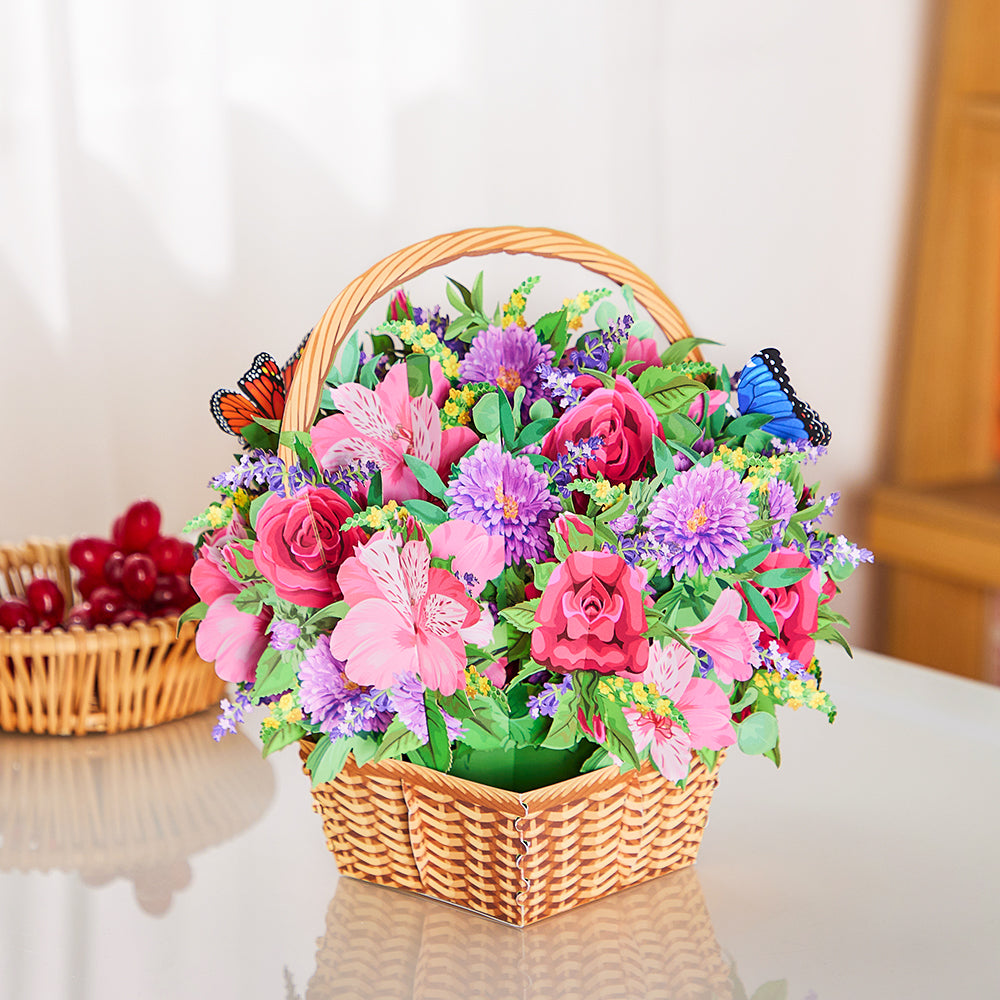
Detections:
[869, 0, 1000, 681]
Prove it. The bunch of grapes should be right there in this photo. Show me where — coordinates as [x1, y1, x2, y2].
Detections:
[0, 500, 198, 632]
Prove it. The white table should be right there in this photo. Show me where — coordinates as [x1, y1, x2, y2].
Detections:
[1, 647, 998, 999]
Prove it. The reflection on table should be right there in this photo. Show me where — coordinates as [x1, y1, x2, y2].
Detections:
[0, 709, 275, 914]
[302, 867, 781, 1000]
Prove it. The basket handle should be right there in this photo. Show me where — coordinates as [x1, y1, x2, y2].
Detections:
[278, 225, 693, 465]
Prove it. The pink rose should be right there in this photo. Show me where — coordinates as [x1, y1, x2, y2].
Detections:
[531, 550, 649, 675]
[253, 487, 366, 608]
[542, 376, 664, 485]
[738, 547, 826, 667]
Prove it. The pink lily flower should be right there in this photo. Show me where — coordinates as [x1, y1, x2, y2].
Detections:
[624, 639, 736, 781]
[312, 363, 478, 503]
[330, 531, 493, 696]
[429, 519, 505, 598]
[680, 588, 761, 683]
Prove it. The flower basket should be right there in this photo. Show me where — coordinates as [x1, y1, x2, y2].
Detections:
[191, 226, 870, 927]
[301, 742, 723, 926]
[0, 538, 224, 734]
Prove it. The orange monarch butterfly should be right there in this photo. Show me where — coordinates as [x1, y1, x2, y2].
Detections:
[210, 333, 310, 438]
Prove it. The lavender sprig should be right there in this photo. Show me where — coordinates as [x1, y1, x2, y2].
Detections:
[546, 435, 604, 496]
[212, 687, 253, 742]
[568, 314, 633, 374]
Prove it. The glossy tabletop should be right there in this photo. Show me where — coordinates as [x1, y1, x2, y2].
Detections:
[1, 646, 998, 999]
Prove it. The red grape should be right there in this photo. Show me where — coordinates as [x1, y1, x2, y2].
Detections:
[68, 537, 116, 578]
[26, 578, 65, 629]
[89, 585, 127, 625]
[77, 575, 103, 599]
[66, 602, 94, 628]
[175, 541, 196, 574]
[112, 515, 127, 549]
[0, 598, 38, 631]
[151, 575, 183, 609]
[104, 551, 127, 587]
[121, 553, 157, 602]
[147, 536, 182, 573]
[121, 499, 162, 553]
[112, 609, 149, 626]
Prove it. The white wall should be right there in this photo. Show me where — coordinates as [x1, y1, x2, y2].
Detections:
[0, 0, 930, 648]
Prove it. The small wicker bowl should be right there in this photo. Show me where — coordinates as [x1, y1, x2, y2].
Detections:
[0, 538, 225, 735]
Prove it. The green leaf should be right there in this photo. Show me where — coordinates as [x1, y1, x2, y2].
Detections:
[651, 435, 672, 476]
[403, 454, 449, 501]
[404, 499, 448, 525]
[472, 393, 501, 440]
[239, 421, 275, 450]
[541, 690, 581, 749]
[528, 398, 554, 421]
[594, 697, 641, 771]
[736, 712, 780, 755]
[661, 412, 705, 447]
[454, 696, 509, 750]
[176, 601, 208, 631]
[754, 566, 811, 587]
[496, 386, 516, 447]
[368, 471, 383, 507]
[406, 353, 432, 397]
[350, 734, 378, 768]
[733, 543, 771, 574]
[531, 560, 555, 591]
[507, 713, 549, 748]
[594, 300, 617, 331]
[721, 412, 773, 439]
[262, 721, 307, 759]
[580, 746, 613, 773]
[471, 271, 484, 311]
[697, 748, 719, 772]
[446, 278, 469, 312]
[514, 417, 559, 449]
[248, 491, 273, 532]
[659, 337, 719, 367]
[359, 354, 382, 389]
[232, 585, 266, 616]
[730, 686, 759, 713]
[740, 582, 779, 637]
[424, 692, 453, 771]
[512, 386, 526, 427]
[373, 717, 424, 762]
[253, 649, 296, 700]
[499, 598, 541, 632]
[336, 331, 361, 383]
[371, 333, 395, 356]
[305, 736, 352, 786]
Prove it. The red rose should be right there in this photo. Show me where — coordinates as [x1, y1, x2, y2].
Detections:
[531, 550, 649, 675]
[542, 376, 664, 485]
[253, 488, 366, 608]
[739, 547, 828, 667]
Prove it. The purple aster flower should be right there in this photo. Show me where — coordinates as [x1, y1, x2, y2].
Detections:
[459, 324, 555, 411]
[527, 675, 572, 718]
[646, 462, 756, 578]
[299, 637, 393, 739]
[447, 441, 562, 565]
[766, 479, 797, 544]
[609, 504, 638, 535]
[269, 619, 301, 651]
[389, 673, 465, 742]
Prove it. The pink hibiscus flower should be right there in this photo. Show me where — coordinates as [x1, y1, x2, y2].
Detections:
[311, 363, 477, 503]
[191, 540, 271, 684]
[680, 588, 762, 683]
[624, 639, 736, 781]
[330, 531, 492, 696]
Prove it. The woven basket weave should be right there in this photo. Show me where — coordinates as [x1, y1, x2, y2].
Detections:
[0, 538, 225, 735]
[302, 746, 722, 926]
[286, 227, 715, 925]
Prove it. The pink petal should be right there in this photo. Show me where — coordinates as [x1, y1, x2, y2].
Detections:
[430, 518, 504, 597]
[190, 558, 238, 605]
[399, 540, 430, 605]
[410, 394, 443, 471]
[354, 532, 412, 620]
[196, 594, 268, 683]
[676, 678, 737, 750]
[332, 599, 417, 689]
[327, 382, 396, 441]
[414, 628, 467, 696]
[438, 426, 479, 476]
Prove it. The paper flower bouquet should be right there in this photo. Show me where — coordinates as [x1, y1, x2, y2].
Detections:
[186, 228, 870, 922]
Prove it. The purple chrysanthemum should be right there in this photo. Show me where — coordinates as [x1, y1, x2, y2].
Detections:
[459, 324, 554, 410]
[299, 637, 392, 739]
[389, 673, 465, 742]
[646, 462, 756, 578]
[447, 442, 562, 565]
[766, 479, 797, 544]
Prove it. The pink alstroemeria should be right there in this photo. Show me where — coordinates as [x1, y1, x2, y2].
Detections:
[687, 389, 729, 423]
[680, 588, 761, 683]
[624, 640, 736, 781]
[429, 518, 505, 598]
[330, 531, 492, 696]
[312, 363, 477, 503]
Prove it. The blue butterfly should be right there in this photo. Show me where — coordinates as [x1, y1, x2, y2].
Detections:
[735, 348, 831, 446]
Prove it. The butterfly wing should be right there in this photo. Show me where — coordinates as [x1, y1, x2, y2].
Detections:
[281, 330, 312, 392]
[210, 352, 286, 437]
[736, 348, 831, 446]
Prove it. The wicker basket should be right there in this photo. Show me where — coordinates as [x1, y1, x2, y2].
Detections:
[306, 865, 734, 1000]
[283, 226, 715, 926]
[302, 747, 722, 927]
[0, 538, 225, 735]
